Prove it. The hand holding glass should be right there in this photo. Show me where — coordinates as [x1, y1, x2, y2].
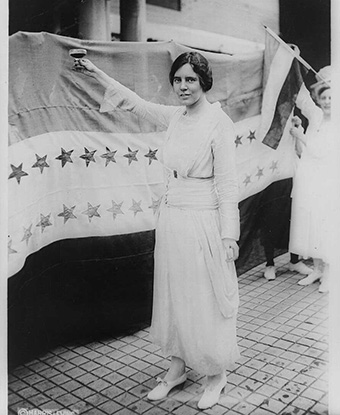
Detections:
[69, 49, 87, 71]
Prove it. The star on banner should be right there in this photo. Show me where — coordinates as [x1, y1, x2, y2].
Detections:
[270, 160, 278, 173]
[129, 199, 143, 217]
[36, 213, 52, 233]
[32, 154, 49, 173]
[58, 204, 77, 224]
[124, 147, 139, 165]
[243, 175, 251, 186]
[107, 200, 124, 220]
[56, 148, 74, 167]
[235, 135, 243, 148]
[247, 130, 256, 143]
[148, 198, 162, 214]
[21, 224, 33, 245]
[80, 147, 96, 167]
[144, 148, 158, 165]
[82, 202, 100, 222]
[256, 167, 264, 180]
[8, 163, 28, 184]
[101, 147, 117, 166]
[8, 238, 17, 255]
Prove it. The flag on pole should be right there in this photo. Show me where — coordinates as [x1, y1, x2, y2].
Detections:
[259, 27, 309, 149]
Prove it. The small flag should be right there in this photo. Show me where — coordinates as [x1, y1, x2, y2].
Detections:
[260, 28, 309, 150]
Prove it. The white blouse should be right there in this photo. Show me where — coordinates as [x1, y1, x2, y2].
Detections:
[100, 78, 240, 241]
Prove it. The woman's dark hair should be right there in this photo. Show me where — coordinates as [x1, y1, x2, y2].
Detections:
[169, 52, 213, 92]
[317, 84, 330, 98]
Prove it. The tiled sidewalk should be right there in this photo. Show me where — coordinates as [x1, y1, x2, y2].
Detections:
[8, 253, 329, 415]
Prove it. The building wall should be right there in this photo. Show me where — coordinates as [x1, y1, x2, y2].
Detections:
[279, 0, 330, 70]
[110, 0, 279, 44]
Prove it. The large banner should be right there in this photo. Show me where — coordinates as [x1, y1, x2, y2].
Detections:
[8, 31, 297, 278]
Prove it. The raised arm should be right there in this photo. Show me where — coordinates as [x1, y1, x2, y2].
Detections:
[295, 83, 320, 120]
[73, 58, 178, 128]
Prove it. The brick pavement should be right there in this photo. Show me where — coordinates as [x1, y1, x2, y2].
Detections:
[8, 253, 329, 414]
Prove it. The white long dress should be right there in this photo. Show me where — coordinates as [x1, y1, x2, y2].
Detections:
[101, 79, 240, 375]
[289, 85, 334, 263]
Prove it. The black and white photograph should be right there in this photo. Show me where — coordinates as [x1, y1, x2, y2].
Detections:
[2, 1, 340, 414]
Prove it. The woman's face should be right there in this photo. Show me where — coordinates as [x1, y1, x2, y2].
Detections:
[318, 88, 331, 116]
[172, 63, 204, 108]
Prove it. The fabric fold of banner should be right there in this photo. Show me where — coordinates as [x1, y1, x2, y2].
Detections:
[8, 31, 297, 277]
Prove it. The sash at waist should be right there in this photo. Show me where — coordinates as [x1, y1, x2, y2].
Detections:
[165, 175, 218, 210]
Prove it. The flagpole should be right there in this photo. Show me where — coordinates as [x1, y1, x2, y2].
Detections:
[264, 25, 331, 86]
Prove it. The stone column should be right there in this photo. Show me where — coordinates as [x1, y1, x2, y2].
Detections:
[120, 0, 146, 41]
[78, 0, 111, 41]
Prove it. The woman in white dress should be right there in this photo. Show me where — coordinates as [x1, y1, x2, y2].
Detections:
[74, 51, 240, 409]
[289, 67, 332, 293]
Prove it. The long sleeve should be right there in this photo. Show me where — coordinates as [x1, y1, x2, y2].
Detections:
[212, 116, 240, 241]
[100, 77, 179, 129]
[296, 83, 322, 122]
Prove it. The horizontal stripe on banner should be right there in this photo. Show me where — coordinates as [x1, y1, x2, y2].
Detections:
[8, 116, 297, 206]
[8, 231, 155, 368]
[8, 130, 166, 217]
[8, 116, 297, 277]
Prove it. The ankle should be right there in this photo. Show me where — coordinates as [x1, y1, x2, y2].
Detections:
[165, 362, 186, 382]
[206, 372, 226, 386]
[313, 258, 324, 272]
[207, 373, 223, 381]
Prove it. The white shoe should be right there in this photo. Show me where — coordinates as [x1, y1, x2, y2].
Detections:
[197, 373, 227, 410]
[289, 262, 313, 275]
[298, 271, 322, 286]
[147, 373, 187, 401]
[264, 266, 276, 281]
[319, 263, 330, 293]
[319, 279, 329, 293]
